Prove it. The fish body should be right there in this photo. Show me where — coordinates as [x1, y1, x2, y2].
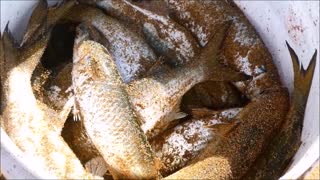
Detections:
[83, 0, 200, 66]
[0, 27, 94, 179]
[151, 108, 241, 176]
[65, 5, 157, 83]
[244, 43, 317, 179]
[126, 22, 247, 138]
[163, 1, 290, 179]
[72, 24, 160, 179]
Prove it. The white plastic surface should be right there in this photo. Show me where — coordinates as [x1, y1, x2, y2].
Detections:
[1, 1, 319, 179]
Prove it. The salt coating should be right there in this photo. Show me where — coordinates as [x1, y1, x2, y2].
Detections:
[233, 21, 257, 46]
[48, 85, 68, 108]
[221, 108, 242, 119]
[161, 120, 213, 169]
[124, 0, 195, 64]
[235, 51, 253, 75]
[89, 14, 156, 83]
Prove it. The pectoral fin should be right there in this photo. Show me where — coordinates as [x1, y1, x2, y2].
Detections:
[85, 156, 108, 177]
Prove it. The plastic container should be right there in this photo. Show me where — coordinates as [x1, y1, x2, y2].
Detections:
[1, 1, 319, 179]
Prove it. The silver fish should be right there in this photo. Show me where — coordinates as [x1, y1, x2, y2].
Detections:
[151, 108, 241, 176]
[80, 0, 200, 66]
[0, 25, 95, 179]
[72, 24, 161, 179]
[65, 5, 157, 83]
[126, 22, 248, 138]
[164, 1, 290, 179]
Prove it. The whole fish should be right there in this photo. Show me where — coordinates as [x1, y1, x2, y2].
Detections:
[79, 0, 200, 66]
[164, 1, 290, 179]
[126, 22, 248, 138]
[64, 5, 157, 83]
[244, 43, 317, 179]
[0, 25, 95, 179]
[151, 108, 241, 176]
[72, 23, 161, 179]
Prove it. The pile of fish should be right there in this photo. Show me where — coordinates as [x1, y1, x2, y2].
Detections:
[0, 0, 316, 179]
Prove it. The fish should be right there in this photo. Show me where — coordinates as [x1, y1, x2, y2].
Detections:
[71, 23, 161, 179]
[126, 22, 249, 139]
[150, 108, 241, 176]
[79, 0, 200, 66]
[0, 24, 96, 179]
[20, 0, 76, 47]
[163, 0, 290, 179]
[64, 5, 157, 83]
[243, 43, 317, 179]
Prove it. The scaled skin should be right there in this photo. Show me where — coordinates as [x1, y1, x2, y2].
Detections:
[244, 43, 317, 179]
[72, 24, 161, 179]
[81, 0, 200, 66]
[165, 0, 289, 179]
[151, 108, 242, 176]
[65, 5, 157, 83]
[0, 31, 95, 179]
[126, 23, 247, 139]
[0, 2, 96, 179]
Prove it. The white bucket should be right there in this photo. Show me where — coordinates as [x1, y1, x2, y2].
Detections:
[1, 1, 319, 179]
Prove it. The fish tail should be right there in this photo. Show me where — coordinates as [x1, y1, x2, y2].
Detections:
[1, 23, 19, 75]
[0, 23, 18, 113]
[286, 41, 317, 105]
[20, 0, 48, 47]
[200, 21, 250, 82]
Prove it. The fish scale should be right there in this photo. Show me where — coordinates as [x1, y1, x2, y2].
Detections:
[72, 25, 160, 179]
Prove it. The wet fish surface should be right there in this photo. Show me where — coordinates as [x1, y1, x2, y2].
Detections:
[244, 43, 317, 180]
[0, 28, 94, 179]
[126, 23, 248, 139]
[151, 108, 241, 176]
[65, 5, 157, 83]
[72, 24, 161, 179]
[164, 1, 290, 179]
[80, 0, 200, 66]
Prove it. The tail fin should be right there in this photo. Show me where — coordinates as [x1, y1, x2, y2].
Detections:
[200, 21, 250, 82]
[0, 24, 18, 113]
[1, 24, 19, 75]
[286, 41, 317, 105]
[20, 0, 77, 47]
[20, 0, 48, 46]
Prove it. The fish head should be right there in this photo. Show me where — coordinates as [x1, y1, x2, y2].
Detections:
[72, 23, 121, 87]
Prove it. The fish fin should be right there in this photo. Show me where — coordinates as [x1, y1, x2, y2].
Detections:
[286, 41, 317, 102]
[190, 108, 220, 118]
[206, 120, 240, 137]
[58, 96, 74, 122]
[200, 21, 250, 82]
[72, 97, 82, 121]
[170, 111, 188, 120]
[85, 156, 108, 177]
[1, 23, 19, 72]
[20, 0, 48, 46]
